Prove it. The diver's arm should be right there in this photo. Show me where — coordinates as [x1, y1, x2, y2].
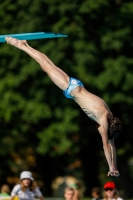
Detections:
[98, 126, 113, 174]
[109, 139, 120, 176]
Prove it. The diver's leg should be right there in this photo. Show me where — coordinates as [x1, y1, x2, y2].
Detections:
[6, 37, 69, 90]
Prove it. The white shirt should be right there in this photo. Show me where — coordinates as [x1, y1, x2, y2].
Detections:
[103, 198, 123, 200]
[11, 184, 42, 200]
[113, 198, 123, 200]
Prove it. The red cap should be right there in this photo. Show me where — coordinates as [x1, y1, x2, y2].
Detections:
[104, 182, 116, 189]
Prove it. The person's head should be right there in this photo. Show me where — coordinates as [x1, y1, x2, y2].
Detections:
[20, 171, 35, 190]
[108, 117, 122, 140]
[103, 182, 118, 200]
[91, 187, 100, 198]
[69, 182, 83, 199]
[64, 187, 75, 200]
[0, 184, 10, 194]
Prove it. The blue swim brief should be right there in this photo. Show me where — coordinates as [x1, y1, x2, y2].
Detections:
[63, 77, 84, 99]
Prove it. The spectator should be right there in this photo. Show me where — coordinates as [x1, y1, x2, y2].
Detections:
[64, 187, 75, 200]
[9, 171, 44, 200]
[103, 182, 123, 200]
[91, 187, 101, 200]
[70, 182, 84, 200]
[0, 184, 10, 196]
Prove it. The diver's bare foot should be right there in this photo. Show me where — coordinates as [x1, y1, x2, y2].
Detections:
[5, 37, 28, 49]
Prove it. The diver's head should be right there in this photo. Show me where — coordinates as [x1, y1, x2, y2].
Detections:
[108, 117, 122, 140]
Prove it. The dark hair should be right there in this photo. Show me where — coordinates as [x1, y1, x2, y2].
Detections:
[108, 117, 122, 140]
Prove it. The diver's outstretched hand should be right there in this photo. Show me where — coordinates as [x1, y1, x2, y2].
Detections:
[108, 170, 120, 177]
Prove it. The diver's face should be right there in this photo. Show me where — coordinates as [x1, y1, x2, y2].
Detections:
[108, 131, 120, 140]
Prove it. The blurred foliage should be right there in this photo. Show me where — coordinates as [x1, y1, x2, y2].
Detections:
[0, 0, 133, 198]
